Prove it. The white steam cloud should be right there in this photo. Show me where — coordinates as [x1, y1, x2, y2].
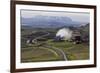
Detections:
[56, 28, 73, 41]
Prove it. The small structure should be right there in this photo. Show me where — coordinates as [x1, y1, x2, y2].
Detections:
[72, 30, 81, 44]
[26, 38, 33, 44]
[26, 38, 37, 44]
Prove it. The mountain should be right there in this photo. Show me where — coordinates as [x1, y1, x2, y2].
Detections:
[21, 15, 87, 28]
[79, 23, 89, 40]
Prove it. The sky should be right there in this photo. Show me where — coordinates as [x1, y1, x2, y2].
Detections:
[21, 10, 90, 23]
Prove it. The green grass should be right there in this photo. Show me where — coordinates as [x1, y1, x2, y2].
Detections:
[46, 40, 89, 60]
[21, 40, 89, 62]
[21, 29, 89, 62]
[47, 40, 74, 48]
[21, 46, 63, 62]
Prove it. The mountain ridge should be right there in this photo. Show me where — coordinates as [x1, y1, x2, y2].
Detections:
[21, 15, 88, 28]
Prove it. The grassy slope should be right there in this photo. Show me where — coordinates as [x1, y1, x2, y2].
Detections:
[21, 45, 63, 62]
[21, 28, 89, 62]
[21, 40, 89, 62]
[47, 40, 89, 60]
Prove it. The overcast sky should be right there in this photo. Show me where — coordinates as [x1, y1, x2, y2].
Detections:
[21, 10, 90, 23]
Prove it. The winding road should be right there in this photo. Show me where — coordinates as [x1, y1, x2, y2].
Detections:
[27, 32, 67, 61]
[43, 45, 67, 60]
[33, 32, 50, 41]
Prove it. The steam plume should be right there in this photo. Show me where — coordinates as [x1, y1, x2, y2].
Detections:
[56, 28, 72, 41]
